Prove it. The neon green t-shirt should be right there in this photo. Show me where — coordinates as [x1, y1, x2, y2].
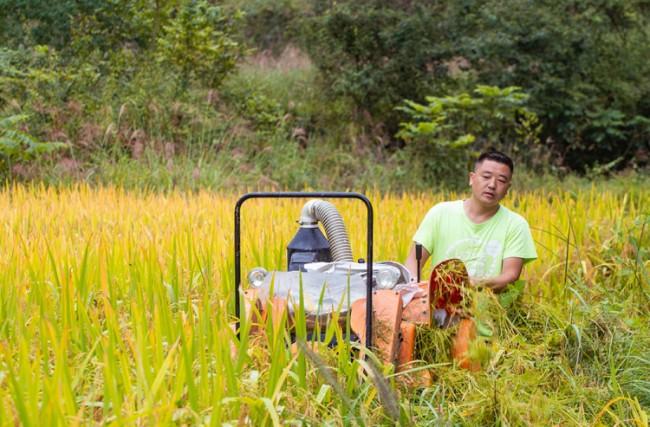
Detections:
[413, 200, 537, 279]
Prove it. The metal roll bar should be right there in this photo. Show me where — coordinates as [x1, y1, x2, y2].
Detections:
[234, 192, 374, 348]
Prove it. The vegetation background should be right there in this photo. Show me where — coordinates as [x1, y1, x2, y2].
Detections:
[1, 0, 649, 190]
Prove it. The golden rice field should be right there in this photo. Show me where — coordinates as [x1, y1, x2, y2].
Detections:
[0, 184, 648, 426]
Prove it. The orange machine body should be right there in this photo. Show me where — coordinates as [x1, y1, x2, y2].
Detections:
[241, 259, 479, 373]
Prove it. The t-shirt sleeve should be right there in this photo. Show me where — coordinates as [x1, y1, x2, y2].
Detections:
[412, 205, 441, 255]
[503, 216, 537, 264]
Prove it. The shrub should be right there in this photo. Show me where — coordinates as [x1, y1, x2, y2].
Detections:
[397, 85, 542, 183]
[301, 0, 445, 133]
[155, 1, 242, 90]
[233, 0, 305, 54]
[0, 114, 67, 177]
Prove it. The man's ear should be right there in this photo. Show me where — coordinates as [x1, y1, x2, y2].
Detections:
[469, 171, 476, 186]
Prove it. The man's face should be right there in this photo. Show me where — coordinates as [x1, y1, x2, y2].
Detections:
[469, 160, 512, 207]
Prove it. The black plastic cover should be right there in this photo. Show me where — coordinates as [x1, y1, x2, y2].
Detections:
[287, 226, 332, 271]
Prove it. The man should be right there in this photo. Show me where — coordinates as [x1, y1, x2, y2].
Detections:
[405, 150, 537, 293]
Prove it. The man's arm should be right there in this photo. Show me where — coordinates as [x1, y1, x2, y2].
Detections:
[471, 257, 524, 293]
[405, 243, 431, 281]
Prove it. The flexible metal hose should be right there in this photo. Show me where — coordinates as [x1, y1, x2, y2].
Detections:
[300, 200, 354, 262]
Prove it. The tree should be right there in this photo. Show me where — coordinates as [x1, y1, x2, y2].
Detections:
[445, 0, 650, 171]
[302, 0, 650, 171]
[301, 0, 447, 132]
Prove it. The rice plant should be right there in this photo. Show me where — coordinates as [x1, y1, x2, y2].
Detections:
[0, 184, 647, 425]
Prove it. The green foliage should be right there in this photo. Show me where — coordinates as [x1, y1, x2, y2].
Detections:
[220, 63, 322, 136]
[301, 0, 444, 131]
[1, 0, 243, 99]
[222, 81, 289, 134]
[230, 0, 305, 54]
[0, 0, 244, 176]
[397, 85, 543, 183]
[155, 1, 241, 89]
[0, 114, 66, 176]
[0, 0, 96, 48]
[0, 45, 95, 108]
[300, 0, 650, 172]
[445, 0, 650, 172]
[398, 85, 540, 151]
[3, 0, 650, 184]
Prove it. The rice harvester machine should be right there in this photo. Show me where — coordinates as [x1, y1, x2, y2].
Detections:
[234, 192, 479, 372]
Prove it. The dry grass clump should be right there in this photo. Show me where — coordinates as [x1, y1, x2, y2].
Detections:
[415, 326, 455, 365]
[0, 184, 647, 425]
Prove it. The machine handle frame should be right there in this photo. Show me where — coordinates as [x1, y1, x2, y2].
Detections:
[234, 191, 374, 348]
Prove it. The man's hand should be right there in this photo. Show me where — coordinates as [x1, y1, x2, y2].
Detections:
[469, 276, 484, 290]
[469, 257, 524, 293]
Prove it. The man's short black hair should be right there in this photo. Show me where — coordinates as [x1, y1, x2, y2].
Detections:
[475, 150, 514, 174]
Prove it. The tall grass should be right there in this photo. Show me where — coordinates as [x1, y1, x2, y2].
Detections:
[0, 184, 648, 425]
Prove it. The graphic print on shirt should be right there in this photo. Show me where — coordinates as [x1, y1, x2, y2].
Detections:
[444, 237, 503, 278]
